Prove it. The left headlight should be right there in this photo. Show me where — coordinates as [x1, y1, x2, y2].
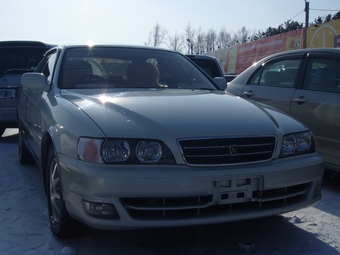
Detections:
[280, 131, 316, 157]
[78, 138, 175, 164]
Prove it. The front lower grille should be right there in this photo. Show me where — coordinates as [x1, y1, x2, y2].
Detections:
[122, 182, 311, 221]
[178, 136, 276, 166]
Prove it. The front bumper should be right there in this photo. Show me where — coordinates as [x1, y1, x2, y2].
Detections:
[58, 152, 323, 230]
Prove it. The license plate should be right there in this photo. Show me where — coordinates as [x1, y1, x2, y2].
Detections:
[0, 89, 16, 99]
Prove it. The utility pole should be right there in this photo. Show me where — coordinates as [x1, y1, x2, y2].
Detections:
[304, 1, 309, 48]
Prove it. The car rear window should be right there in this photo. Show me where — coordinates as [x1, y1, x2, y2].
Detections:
[0, 47, 48, 76]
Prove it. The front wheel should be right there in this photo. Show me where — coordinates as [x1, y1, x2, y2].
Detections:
[46, 145, 78, 238]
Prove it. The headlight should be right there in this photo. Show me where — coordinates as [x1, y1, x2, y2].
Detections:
[78, 138, 175, 164]
[281, 131, 315, 157]
[136, 141, 162, 162]
[102, 140, 130, 162]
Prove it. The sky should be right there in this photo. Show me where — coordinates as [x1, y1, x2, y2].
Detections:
[1, 0, 339, 47]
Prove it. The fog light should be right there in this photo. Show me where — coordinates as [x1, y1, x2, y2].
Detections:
[83, 200, 119, 219]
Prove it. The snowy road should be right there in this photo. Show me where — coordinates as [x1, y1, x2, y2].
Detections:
[1, 129, 340, 255]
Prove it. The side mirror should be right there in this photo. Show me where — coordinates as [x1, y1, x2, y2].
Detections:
[21, 73, 49, 90]
[213, 77, 227, 90]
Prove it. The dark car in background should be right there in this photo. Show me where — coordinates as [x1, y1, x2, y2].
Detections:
[226, 48, 340, 172]
[0, 41, 54, 136]
[186, 54, 237, 82]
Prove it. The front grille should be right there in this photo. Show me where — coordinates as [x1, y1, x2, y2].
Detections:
[178, 136, 276, 165]
[122, 182, 311, 221]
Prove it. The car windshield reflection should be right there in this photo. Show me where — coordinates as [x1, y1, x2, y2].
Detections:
[58, 47, 217, 90]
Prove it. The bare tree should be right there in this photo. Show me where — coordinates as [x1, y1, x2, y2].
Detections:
[205, 28, 217, 52]
[183, 23, 196, 54]
[196, 27, 205, 54]
[217, 27, 232, 48]
[145, 23, 168, 47]
[167, 31, 183, 52]
[147, 12, 340, 52]
[230, 32, 239, 46]
[237, 26, 251, 44]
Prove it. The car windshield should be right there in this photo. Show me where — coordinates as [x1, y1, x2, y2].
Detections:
[0, 48, 47, 75]
[58, 47, 217, 90]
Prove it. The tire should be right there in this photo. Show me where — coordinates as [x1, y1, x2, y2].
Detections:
[46, 145, 79, 238]
[18, 125, 33, 165]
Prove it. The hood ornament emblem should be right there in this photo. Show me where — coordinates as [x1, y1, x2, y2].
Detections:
[229, 145, 238, 156]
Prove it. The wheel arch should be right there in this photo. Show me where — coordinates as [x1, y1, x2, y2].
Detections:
[41, 131, 54, 195]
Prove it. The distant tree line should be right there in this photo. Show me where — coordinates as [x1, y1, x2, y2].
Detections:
[145, 11, 340, 54]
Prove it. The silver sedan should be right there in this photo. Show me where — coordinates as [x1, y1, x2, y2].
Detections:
[227, 48, 340, 173]
[18, 45, 323, 238]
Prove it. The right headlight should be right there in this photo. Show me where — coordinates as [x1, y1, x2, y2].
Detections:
[78, 137, 175, 164]
[280, 131, 316, 157]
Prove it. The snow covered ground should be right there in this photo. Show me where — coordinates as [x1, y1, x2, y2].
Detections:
[1, 128, 340, 255]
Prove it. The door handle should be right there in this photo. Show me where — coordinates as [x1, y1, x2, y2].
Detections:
[293, 96, 309, 105]
[243, 91, 254, 97]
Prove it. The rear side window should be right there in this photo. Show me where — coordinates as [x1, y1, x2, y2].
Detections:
[191, 59, 221, 78]
[303, 57, 340, 93]
[249, 59, 301, 88]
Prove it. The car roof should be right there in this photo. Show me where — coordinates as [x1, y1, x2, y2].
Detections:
[258, 48, 340, 62]
[0, 40, 55, 48]
[56, 44, 177, 53]
[186, 54, 217, 60]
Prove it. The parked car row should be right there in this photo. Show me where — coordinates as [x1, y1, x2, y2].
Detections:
[17, 44, 323, 238]
[3, 40, 338, 239]
[227, 48, 340, 173]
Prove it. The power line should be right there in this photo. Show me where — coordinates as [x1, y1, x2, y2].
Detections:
[290, 9, 305, 21]
[310, 8, 340, 12]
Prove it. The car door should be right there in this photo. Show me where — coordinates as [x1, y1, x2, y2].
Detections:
[290, 53, 340, 168]
[240, 55, 304, 113]
[25, 50, 58, 160]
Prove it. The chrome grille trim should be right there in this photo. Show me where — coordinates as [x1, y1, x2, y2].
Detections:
[122, 182, 311, 221]
[178, 136, 276, 166]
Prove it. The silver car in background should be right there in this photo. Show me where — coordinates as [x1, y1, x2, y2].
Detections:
[227, 48, 340, 172]
[18, 45, 323, 238]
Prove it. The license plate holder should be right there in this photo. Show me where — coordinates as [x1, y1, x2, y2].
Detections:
[0, 89, 16, 100]
[209, 177, 262, 205]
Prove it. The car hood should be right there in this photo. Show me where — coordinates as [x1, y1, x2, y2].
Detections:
[61, 89, 307, 139]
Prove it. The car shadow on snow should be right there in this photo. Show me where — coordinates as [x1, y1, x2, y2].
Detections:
[57, 215, 339, 254]
[314, 171, 340, 218]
